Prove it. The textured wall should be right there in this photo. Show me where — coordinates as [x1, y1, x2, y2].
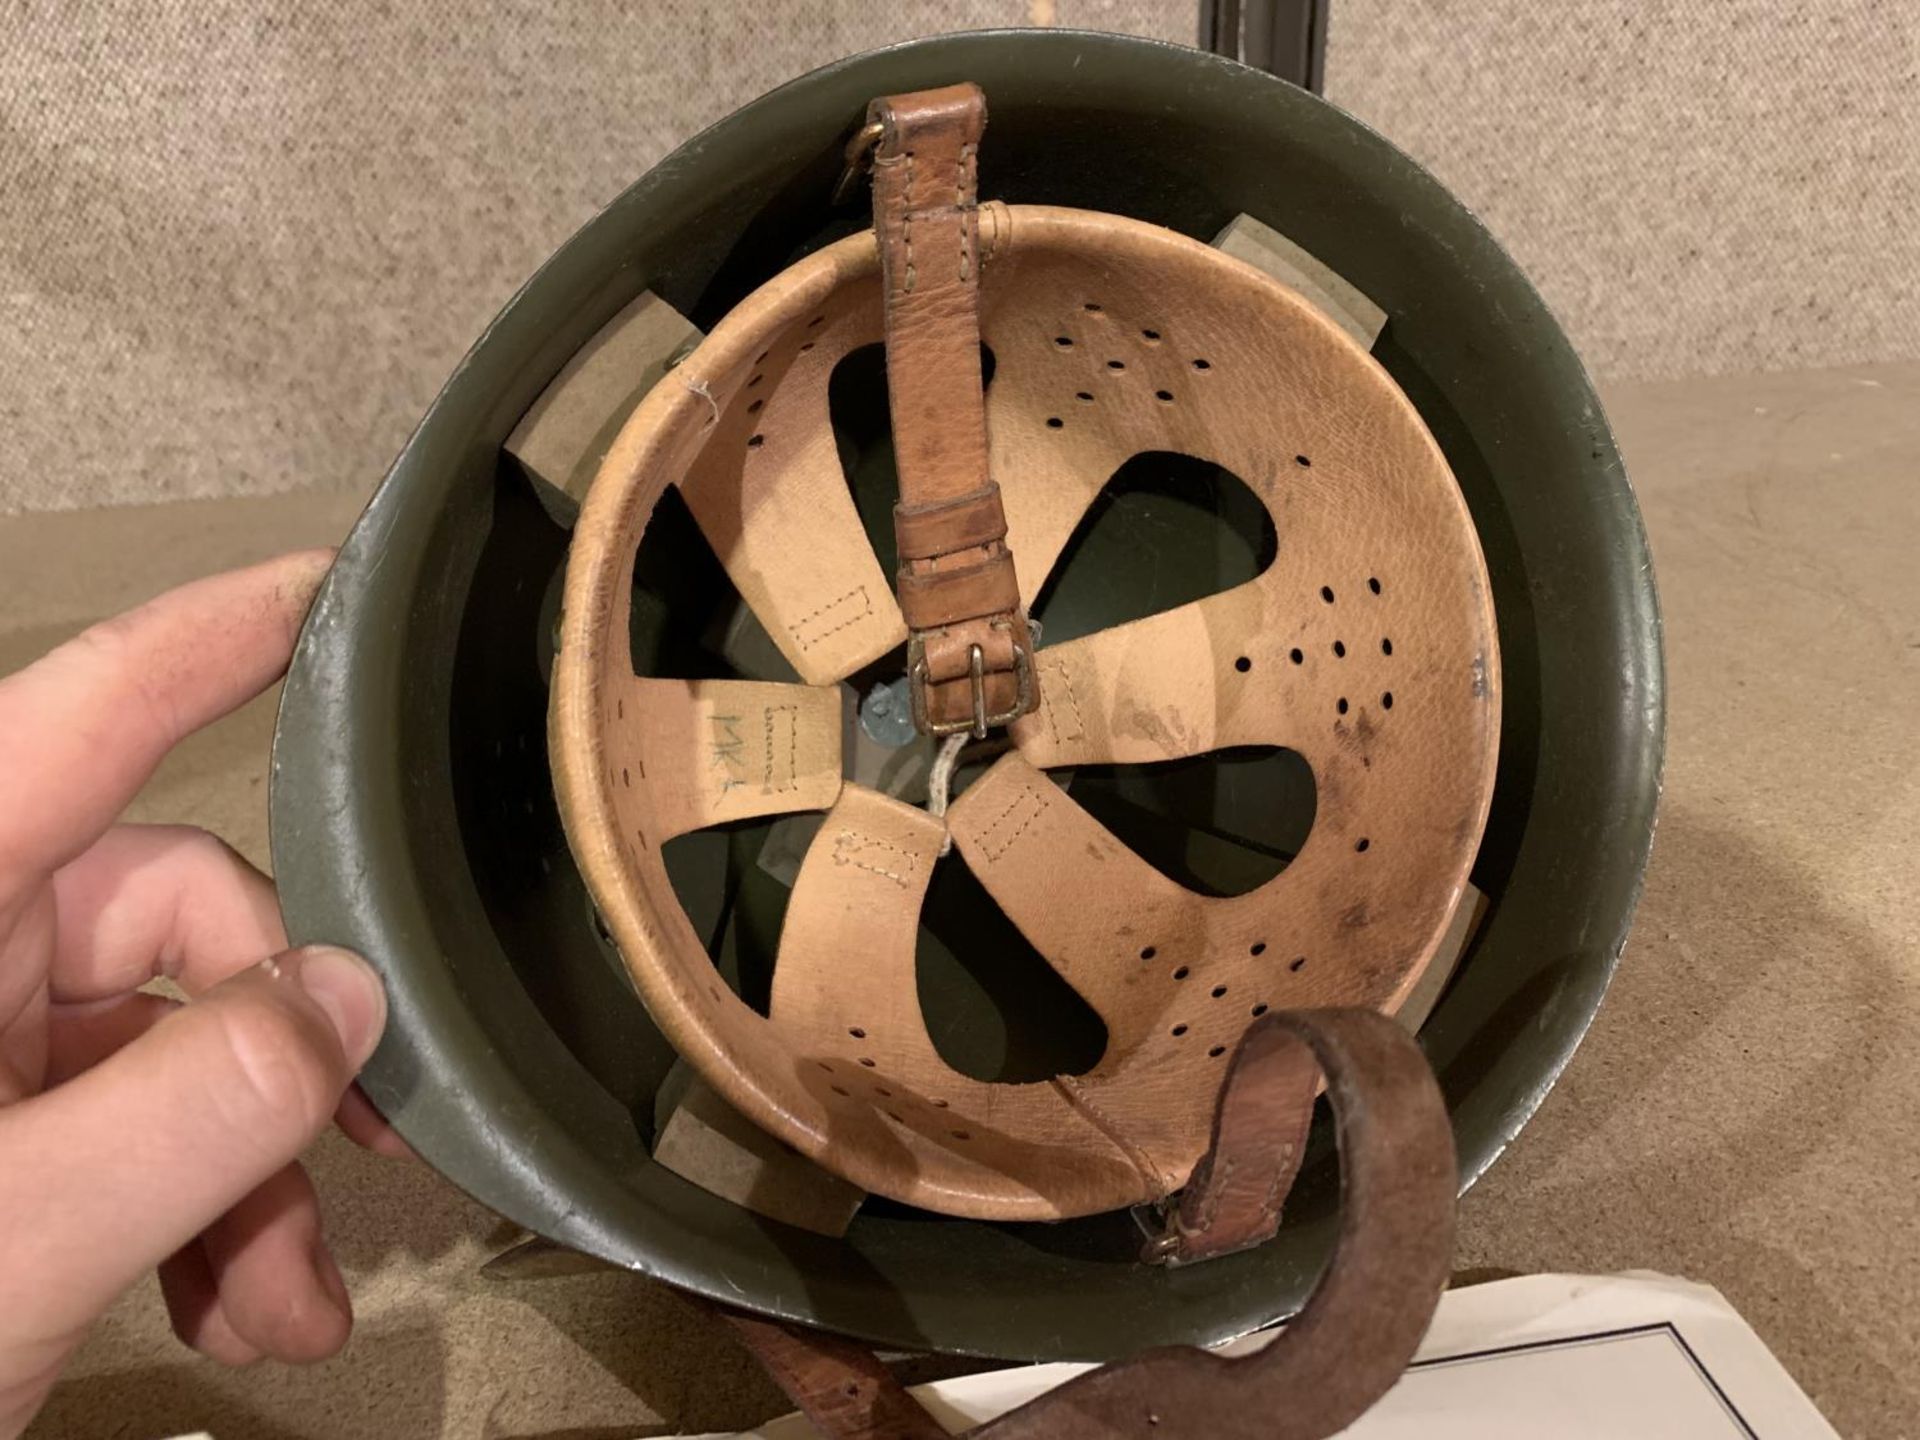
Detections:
[1324, 1, 1920, 384]
[0, 2, 1183, 515]
[3, 1, 1916, 513]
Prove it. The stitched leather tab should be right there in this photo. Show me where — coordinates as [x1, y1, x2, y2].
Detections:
[1163, 1018, 1318, 1262]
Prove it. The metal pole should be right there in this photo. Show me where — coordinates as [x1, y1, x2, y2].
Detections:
[1198, 0, 1242, 60]
[1202, 0, 1327, 93]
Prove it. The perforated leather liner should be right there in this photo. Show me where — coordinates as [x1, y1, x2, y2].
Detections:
[551, 204, 1499, 1220]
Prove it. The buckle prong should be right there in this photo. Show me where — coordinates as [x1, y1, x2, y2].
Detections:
[907, 635, 1035, 738]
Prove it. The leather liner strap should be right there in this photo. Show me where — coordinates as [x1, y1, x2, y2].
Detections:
[722, 1008, 1458, 1440]
[1148, 1008, 1320, 1263]
[867, 84, 1038, 735]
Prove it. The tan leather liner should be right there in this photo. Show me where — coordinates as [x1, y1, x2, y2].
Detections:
[551, 205, 1499, 1220]
[676, 275, 906, 685]
[600, 677, 843, 843]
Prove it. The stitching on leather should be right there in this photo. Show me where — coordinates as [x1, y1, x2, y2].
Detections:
[1050, 1075, 1169, 1199]
[793, 585, 872, 650]
[1193, 1155, 1233, 1231]
[1257, 1141, 1294, 1225]
[977, 783, 1049, 861]
[831, 830, 917, 888]
[1043, 657, 1085, 743]
[762, 704, 797, 794]
[901, 150, 917, 292]
[958, 141, 976, 282]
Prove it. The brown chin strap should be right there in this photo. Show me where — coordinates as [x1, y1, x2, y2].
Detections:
[722, 1007, 1457, 1440]
[867, 84, 1039, 738]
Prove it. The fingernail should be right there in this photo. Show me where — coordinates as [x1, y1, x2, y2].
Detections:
[292, 946, 387, 1068]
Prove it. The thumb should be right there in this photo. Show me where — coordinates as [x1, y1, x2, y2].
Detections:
[0, 945, 385, 1351]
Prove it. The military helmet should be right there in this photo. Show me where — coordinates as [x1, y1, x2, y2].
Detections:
[273, 29, 1661, 1361]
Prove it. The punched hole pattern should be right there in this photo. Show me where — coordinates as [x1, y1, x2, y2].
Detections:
[1355, 837, 1371, 853]
[1290, 956, 1307, 972]
[1171, 1023, 1188, 1037]
[1295, 454, 1311, 468]
[1140, 945, 1158, 961]
[848, 1026, 866, 1039]
[1209, 1045, 1227, 1058]
[1250, 941, 1267, 956]
[1235, 655, 1253, 673]
[1046, 416, 1064, 429]
[1173, 965, 1191, 980]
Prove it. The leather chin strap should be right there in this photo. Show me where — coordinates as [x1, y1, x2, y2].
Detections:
[722, 1008, 1457, 1440]
[867, 84, 1039, 737]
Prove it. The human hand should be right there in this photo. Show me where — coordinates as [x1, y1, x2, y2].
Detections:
[0, 552, 401, 1436]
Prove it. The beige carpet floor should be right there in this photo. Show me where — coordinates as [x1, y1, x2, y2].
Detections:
[7, 362, 1916, 1438]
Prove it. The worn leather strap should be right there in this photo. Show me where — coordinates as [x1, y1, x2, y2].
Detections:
[1149, 1012, 1319, 1263]
[723, 1008, 1456, 1440]
[867, 84, 1038, 734]
[719, 1311, 949, 1440]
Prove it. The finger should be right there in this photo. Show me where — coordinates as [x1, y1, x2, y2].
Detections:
[334, 1083, 414, 1161]
[200, 1163, 351, 1364]
[158, 1242, 264, 1368]
[43, 990, 178, 1085]
[0, 550, 332, 895]
[48, 994, 411, 1161]
[48, 824, 283, 1002]
[0, 945, 384, 1348]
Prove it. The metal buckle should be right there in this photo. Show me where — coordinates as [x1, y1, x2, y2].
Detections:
[1133, 1201, 1187, 1266]
[831, 119, 887, 206]
[907, 636, 1036, 740]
